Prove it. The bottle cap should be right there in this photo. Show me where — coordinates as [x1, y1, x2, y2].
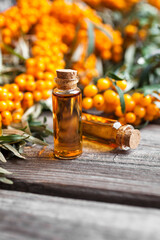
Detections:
[55, 69, 78, 90]
[56, 69, 77, 80]
[116, 126, 141, 149]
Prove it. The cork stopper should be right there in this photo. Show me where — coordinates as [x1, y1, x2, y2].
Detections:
[116, 126, 141, 149]
[55, 69, 78, 90]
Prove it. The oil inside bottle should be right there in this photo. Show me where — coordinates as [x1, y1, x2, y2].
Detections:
[52, 89, 82, 159]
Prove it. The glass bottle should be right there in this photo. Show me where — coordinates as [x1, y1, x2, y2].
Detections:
[52, 69, 82, 159]
[82, 113, 140, 150]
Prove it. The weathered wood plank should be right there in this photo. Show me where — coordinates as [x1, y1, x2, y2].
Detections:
[0, 113, 160, 207]
[1, 189, 160, 240]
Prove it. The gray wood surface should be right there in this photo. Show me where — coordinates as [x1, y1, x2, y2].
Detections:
[1, 189, 160, 240]
[0, 113, 160, 208]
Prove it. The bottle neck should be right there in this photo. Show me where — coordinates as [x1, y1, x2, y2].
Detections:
[55, 77, 78, 90]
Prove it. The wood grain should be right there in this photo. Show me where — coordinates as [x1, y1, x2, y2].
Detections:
[1, 189, 160, 240]
[0, 113, 160, 208]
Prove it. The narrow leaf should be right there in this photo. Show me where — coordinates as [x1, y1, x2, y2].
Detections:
[0, 167, 12, 175]
[108, 72, 124, 80]
[2, 143, 25, 159]
[0, 177, 13, 184]
[113, 83, 125, 113]
[3, 44, 26, 61]
[0, 151, 7, 163]
[86, 20, 95, 57]
[151, 92, 160, 101]
[94, 23, 113, 41]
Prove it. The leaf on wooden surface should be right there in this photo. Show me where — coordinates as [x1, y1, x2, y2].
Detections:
[0, 176, 13, 184]
[113, 83, 125, 113]
[2, 143, 25, 159]
[108, 72, 124, 80]
[86, 20, 95, 57]
[0, 167, 12, 175]
[0, 151, 7, 163]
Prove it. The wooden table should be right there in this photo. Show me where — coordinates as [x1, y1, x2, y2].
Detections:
[0, 112, 160, 240]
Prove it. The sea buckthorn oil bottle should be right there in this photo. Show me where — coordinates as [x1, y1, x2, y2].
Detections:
[52, 69, 82, 159]
[82, 113, 140, 150]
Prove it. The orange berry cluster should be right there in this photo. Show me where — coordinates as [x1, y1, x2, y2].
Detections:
[82, 78, 160, 126]
[124, 23, 147, 46]
[0, 0, 51, 45]
[50, 0, 123, 85]
[82, 0, 140, 10]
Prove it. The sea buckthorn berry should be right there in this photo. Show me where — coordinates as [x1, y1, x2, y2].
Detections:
[14, 108, 24, 115]
[14, 92, 23, 102]
[125, 112, 136, 123]
[124, 94, 132, 103]
[23, 92, 33, 101]
[8, 92, 13, 100]
[9, 83, 19, 93]
[126, 100, 135, 112]
[6, 100, 14, 111]
[0, 91, 8, 101]
[22, 99, 34, 108]
[0, 113, 1, 122]
[26, 74, 35, 82]
[115, 106, 123, 117]
[80, 77, 90, 86]
[132, 92, 142, 104]
[26, 58, 36, 68]
[125, 25, 138, 37]
[134, 105, 146, 118]
[1, 111, 12, 126]
[93, 94, 104, 108]
[33, 91, 42, 102]
[97, 78, 111, 91]
[15, 77, 26, 91]
[36, 61, 45, 71]
[42, 90, 50, 100]
[35, 71, 44, 80]
[140, 95, 151, 107]
[83, 85, 98, 98]
[82, 97, 93, 110]
[116, 80, 127, 90]
[104, 90, 117, 104]
[14, 101, 21, 110]
[44, 72, 54, 81]
[36, 80, 45, 91]
[114, 94, 120, 106]
[0, 101, 7, 112]
[45, 80, 54, 90]
[146, 104, 158, 116]
[12, 112, 22, 123]
[26, 81, 36, 92]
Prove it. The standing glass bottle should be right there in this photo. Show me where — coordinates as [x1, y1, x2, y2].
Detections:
[52, 69, 82, 159]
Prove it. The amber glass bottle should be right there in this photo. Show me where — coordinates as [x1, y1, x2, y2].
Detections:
[82, 113, 140, 150]
[52, 69, 82, 159]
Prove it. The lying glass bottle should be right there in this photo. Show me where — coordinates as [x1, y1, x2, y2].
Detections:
[82, 113, 140, 150]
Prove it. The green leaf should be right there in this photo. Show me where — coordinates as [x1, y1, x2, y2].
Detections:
[108, 72, 124, 80]
[86, 20, 95, 57]
[124, 44, 136, 72]
[0, 134, 28, 144]
[0, 176, 13, 184]
[3, 44, 26, 61]
[113, 83, 125, 113]
[139, 62, 156, 87]
[0, 167, 12, 175]
[0, 151, 7, 162]
[2, 143, 25, 159]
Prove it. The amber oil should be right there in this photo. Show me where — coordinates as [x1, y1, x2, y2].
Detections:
[52, 69, 82, 159]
